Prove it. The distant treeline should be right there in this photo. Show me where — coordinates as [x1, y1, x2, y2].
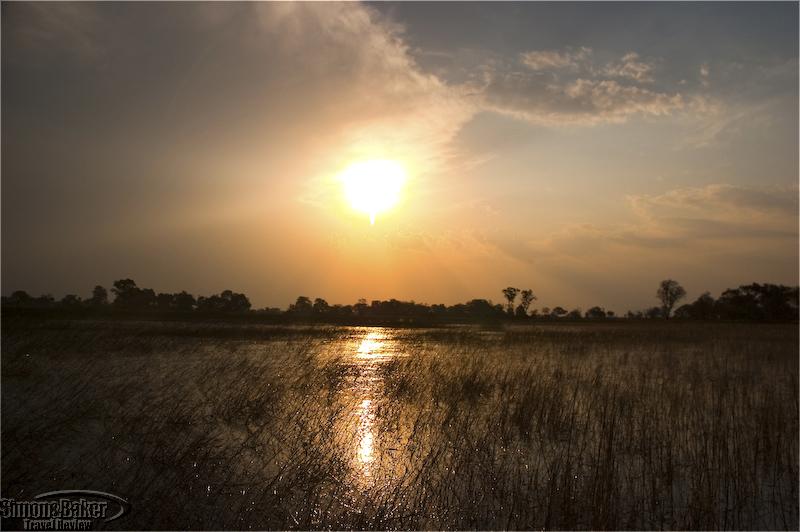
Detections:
[1, 278, 798, 322]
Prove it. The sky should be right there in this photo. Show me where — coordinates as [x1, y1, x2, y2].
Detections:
[2, 2, 798, 313]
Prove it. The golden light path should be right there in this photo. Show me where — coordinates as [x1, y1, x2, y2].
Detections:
[339, 159, 407, 225]
[352, 329, 398, 480]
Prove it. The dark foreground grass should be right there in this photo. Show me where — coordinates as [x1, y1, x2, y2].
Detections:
[2, 318, 798, 529]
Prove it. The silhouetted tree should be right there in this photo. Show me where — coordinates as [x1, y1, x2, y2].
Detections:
[502, 287, 519, 316]
[715, 283, 798, 320]
[451, 299, 498, 319]
[585, 306, 607, 319]
[221, 290, 250, 312]
[674, 291, 716, 320]
[156, 292, 174, 310]
[6, 276, 794, 325]
[89, 285, 108, 306]
[60, 294, 82, 308]
[756, 284, 799, 320]
[197, 290, 250, 313]
[313, 298, 330, 314]
[111, 279, 155, 309]
[7, 290, 33, 307]
[173, 291, 196, 312]
[354, 298, 368, 316]
[330, 304, 354, 318]
[518, 289, 536, 316]
[112, 279, 137, 306]
[256, 307, 282, 316]
[567, 308, 582, 319]
[34, 294, 55, 308]
[288, 296, 313, 315]
[644, 307, 663, 319]
[691, 292, 717, 320]
[657, 279, 686, 319]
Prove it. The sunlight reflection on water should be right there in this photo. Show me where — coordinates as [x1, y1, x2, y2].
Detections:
[356, 331, 394, 361]
[351, 329, 400, 481]
[357, 399, 374, 467]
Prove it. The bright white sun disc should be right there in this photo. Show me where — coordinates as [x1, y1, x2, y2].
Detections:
[339, 159, 407, 224]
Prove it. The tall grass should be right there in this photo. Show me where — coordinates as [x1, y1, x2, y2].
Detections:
[2, 319, 797, 529]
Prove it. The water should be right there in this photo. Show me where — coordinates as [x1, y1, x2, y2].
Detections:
[348, 329, 407, 482]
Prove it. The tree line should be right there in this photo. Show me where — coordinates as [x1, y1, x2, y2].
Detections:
[2, 278, 797, 322]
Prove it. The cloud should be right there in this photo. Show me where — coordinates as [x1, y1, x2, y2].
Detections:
[7, 2, 478, 221]
[601, 52, 655, 83]
[493, 184, 797, 269]
[484, 74, 684, 125]
[243, 3, 477, 169]
[482, 47, 687, 125]
[481, 182, 797, 310]
[627, 183, 799, 222]
[237, 2, 479, 211]
[699, 63, 711, 88]
[520, 47, 592, 71]
[519, 48, 655, 83]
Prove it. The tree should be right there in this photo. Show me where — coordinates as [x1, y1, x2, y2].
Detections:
[313, 298, 330, 314]
[715, 283, 799, 321]
[517, 289, 536, 316]
[111, 279, 138, 307]
[34, 294, 55, 308]
[644, 306, 663, 319]
[197, 290, 250, 313]
[60, 294, 83, 308]
[173, 291, 196, 312]
[502, 287, 519, 316]
[657, 279, 686, 319]
[465, 299, 500, 318]
[156, 292, 175, 310]
[550, 306, 568, 318]
[111, 279, 155, 309]
[289, 296, 313, 314]
[567, 308, 582, 319]
[221, 290, 251, 312]
[585, 306, 607, 319]
[8, 290, 33, 307]
[675, 291, 716, 320]
[89, 285, 108, 306]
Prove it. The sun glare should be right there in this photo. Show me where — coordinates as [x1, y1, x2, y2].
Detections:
[339, 159, 407, 224]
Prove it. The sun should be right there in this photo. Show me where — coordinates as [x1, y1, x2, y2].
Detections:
[339, 159, 407, 224]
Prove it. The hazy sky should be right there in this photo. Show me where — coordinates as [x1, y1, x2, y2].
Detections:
[3, 2, 798, 312]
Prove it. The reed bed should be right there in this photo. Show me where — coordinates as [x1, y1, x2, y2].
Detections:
[2, 319, 797, 529]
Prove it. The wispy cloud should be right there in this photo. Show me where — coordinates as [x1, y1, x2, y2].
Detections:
[490, 183, 797, 268]
[600, 52, 655, 83]
[520, 47, 592, 71]
[483, 74, 684, 125]
[627, 183, 799, 225]
[481, 47, 689, 125]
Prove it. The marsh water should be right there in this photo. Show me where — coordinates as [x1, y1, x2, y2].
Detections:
[2, 319, 797, 529]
